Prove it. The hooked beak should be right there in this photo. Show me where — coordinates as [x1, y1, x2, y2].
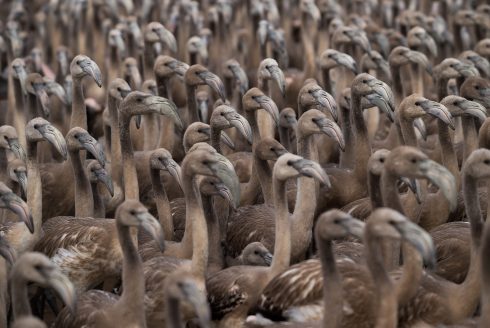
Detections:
[364, 92, 395, 122]
[48, 268, 77, 312]
[284, 115, 298, 129]
[424, 35, 438, 58]
[167, 60, 190, 78]
[166, 158, 183, 191]
[208, 155, 240, 209]
[37, 123, 68, 160]
[78, 133, 106, 166]
[267, 65, 286, 96]
[80, 59, 102, 87]
[394, 219, 436, 269]
[57, 51, 69, 77]
[93, 167, 114, 196]
[456, 61, 480, 77]
[148, 96, 183, 130]
[7, 138, 27, 163]
[310, 88, 338, 121]
[378, 59, 392, 81]
[156, 26, 177, 53]
[343, 217, 366, 239]
[138, 211, 165, 252]
[118, 0, 134, 14]
[350, 30, 372, 53]
[257, 20, 269, 46]
[198, 71, 226, 101]
[366, 79, 395, 121]
[402, 177, 423, 204]
[0, 237, 15, 265]
[33, 84, 50, 118]
[413, 118, 427, 141]
[460, 99, 487, 123]
[419, 100, 455, 129]
[216, 183, 235, 209]
[333, 53, 359, 74]
[13, 65, 27, 95]
[302, 0, 320, 22]
[229, 65, 249, 95]
[225, 111, 253, 145]
[47, 81, 69, 105]
[418, 159, 457, 212]
[253, 95, 280, 125]
[290, 158, 331, 188]
[476, 85, 490, 108]
[467, 56, 490, 78]
[126, 64, 142, 90]
[263, 252, 273, 266]
[15, 170, 27, 199]
[1, 189, 33, 233]
[198, 98, 209, 124]
[406, 49, 432, 74]
[313, 117, 345, 151]
[220, 131, 235, 150]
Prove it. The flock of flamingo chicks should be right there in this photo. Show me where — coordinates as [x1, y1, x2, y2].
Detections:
[1, 0, 490, 327]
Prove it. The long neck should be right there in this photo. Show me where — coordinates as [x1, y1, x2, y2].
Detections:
[186, 84, 200, 125]
[240, 110, 262, 206]
[278, 127, 291, 152]
[339, 104, 354, 168]
[69, 148, 94, 217]
[166, 296, 183, 328]
[301, 19, 316, 79]
[368, 172, 383, 209]
[269, 177, 290, 278]
[400, 117, 418, 147]
[119, 112, 139, 200]
[463, 174, 483, 248]
[366, 235, 397, 328]
[395, 242, 424, 306]
[480, 222, 490, 326]
[183, 172, 208, 278]
[254, 153, 273, 205]
[151, 168, 173, 240]
[115, 221, 146, 325]
[11, 276, 31, 320]
[318, 237, 343, 328]
[381, 170, 405, 214]
[156, 76, 175, 151]
[26, 140, 43, 238]
[204, 194, 224, 273]
[210, 125, 222, 154]
[91, 181, 105, 218]
[108, 96, 123, 188]
[322, 68, 333, 95]
[351, 91, 370, 182]
[71, 79, 86, 130]
[438, 120, 460, 189]
[462, 117, 478, 165]
[391, 65, 404, 106]
[436, 77, 449, 101]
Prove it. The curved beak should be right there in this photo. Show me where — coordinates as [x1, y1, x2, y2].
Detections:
[13, 65, 28, 95]
[166, 158, 183, 191]
[220, 131, 235, 150]
[198, 97, 209, 124]
[34, 85, 50, 118]
[48, 268, 77, 312]
[267, 65, 286, 96]
[229, 65, 249, 96]
[285, 115, 298, 129]
[467, 55, 490, 78]
[263, 251, 273, 266]
[343, 216, 365, 239]
[126, 64, 142, 91]
[15, 170, 27, 199]
[257, 20, 269, 46]
[366, 79, 395, 120]
[37, 123, 68, 160]
[377, 58, 392, 81]
[118, 0, 134, 14]
[401, 177, 423, 204]
[138, 211, 165, 252]
[7, 138, 27, 163]
[0, 237, 15, 265]
[57, 51, 69, 78]
[78, 132, 106, 166]
[461, 99, 487, 123]
[418, 159, 457, 212]
[197, 41, 209, 64]
[157, 27, 177, 53]
[455, 61, 480, 77]
[46, 80, 68, 105]
[364, 92, 395, 122]
[413, 118, 427, 141]
[302, 0, 320, 22]
[64, 77, 73, 105]
[209, 155, 240, 209]
[167, 60, 189, 78]
[349, 30, 372, 53]
[253, 95, 280, 125]
[424, 35, 438, 58]
[291, 158, 331, 188]
[225, 111, 253, 145]
[93, 166, 114, 196]
[395, 219, 436, 269]
[476, 85, 490, 108]
[1, 189, 33, 233]
[333, 53, 358, 74]
[216, 182, 235, 209]
[310, 88, 338, 121]
[80, 58, 102, 87]
[420, 100, 455, 129]
[406, 50, 432, 74]
[128, 20, 144, 49]
[148, 96, 183, 130]
[314, 117, 345, 151]
[198, 71, 226, 101]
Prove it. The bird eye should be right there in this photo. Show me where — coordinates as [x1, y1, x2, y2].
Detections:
[333, 219, 341, 224]
[202, 160, 209, 165]
[33, 124, 39, 129]
[130, 210, 136, 215]
[415, 102, 421, 106]
[220, 112, 224, 116]
[137, 98, 142, 102]
[411, 158, 417, 164]
[3, 136, 7, 140]
[362, 79, 367, 83]
[484, 159, 490, 165]
[287, 160, 293, 166]
[379, 158, 385, 163]
[34, 264, 43, 271]
[254, 250, 259, 255]
[475, 85, 480, 90]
